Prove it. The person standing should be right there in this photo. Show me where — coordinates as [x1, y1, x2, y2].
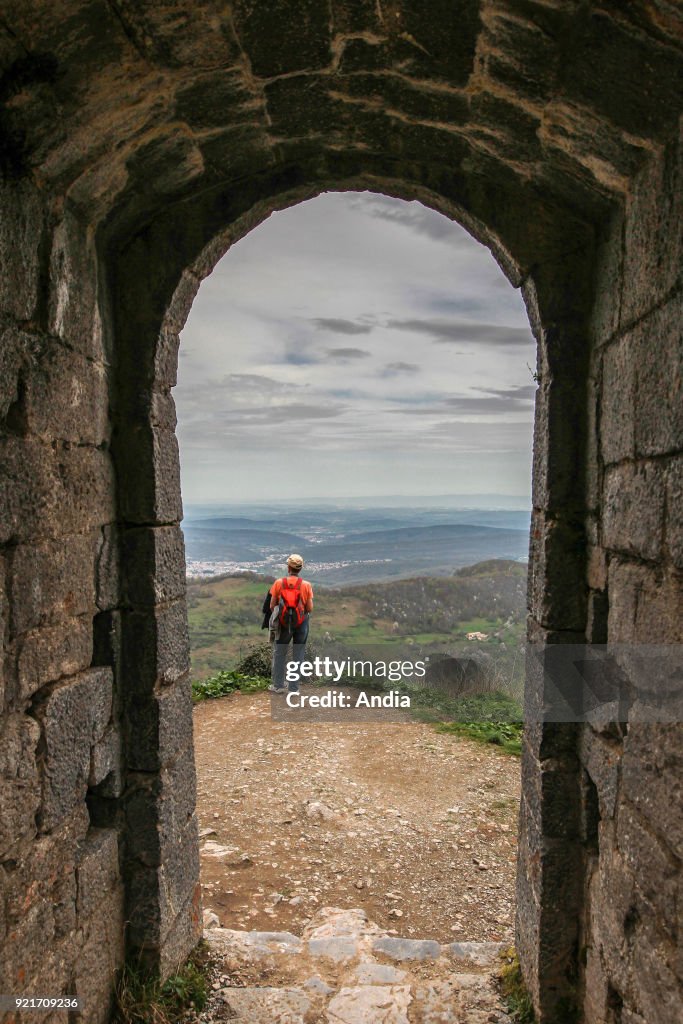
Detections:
[269, 554, 313, 693]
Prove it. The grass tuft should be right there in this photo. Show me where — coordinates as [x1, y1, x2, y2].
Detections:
[113, 944, 209, 1023]
[435, 719, 522, 756]
[498, 947, 535, 1022]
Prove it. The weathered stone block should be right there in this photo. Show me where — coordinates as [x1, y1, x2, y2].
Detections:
[585, 373, 601, 513]
[122, 600, 190, 692]
[0, 438, 115, 544]
[0, 437, 62, 545]
[621, 724, 683, 859]
[14, 614, 93, 703]
[76, 827, 120, 919]
[588, 208, 623, 347]
[515, 790, 583, 1019]
[603, 461, 665, 562]
[175, 70, 258, 131]
[600, 335, 635, 464]
[582, 944, 612, 1024]
[633, 293, 683, 458]
[155, 326, 181, 388]
[0, 321, 43, 423]
[527, 512, 587, 631]
[71, 828, 124, 1022]
[8, 532, 96, 637]
[117, 426, 183, 525]
[666, 455, 683, 569]
[56, 445, 116, 535]
[617, 800, 678, 940]
[95, 524, 120, 611]
[125, 813, 200, 952]
[521, 738, 580, 839]
[2, 803, 89, 971]
[121, 525, 186, 606]
[0, 553, 7, 709]
[0, 713, 41, 858]
[586, 544, 607, 591]
[150, 388, 178, 431]
[22, 342, 111, 445]
[232, 0, 331, 77]
[48, 209, 105, 361]
[622, 133, 683, 326]
[0, 179, 45, 322]
[632, 921, 681, 1024]
[607, 560, 683, 643]
[158, 880, 203, 978]
[587, 833, 637, 1001]
[72, 880, 124, 1024]
[89, 723, 123, 796]
[125, 744, 197, 866]
[34, 668, 113, 830]
[578, 728, 621, 820]
[125, 674, 194, 772]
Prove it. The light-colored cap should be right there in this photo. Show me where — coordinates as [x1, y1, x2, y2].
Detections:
[287, 553, 304, 570]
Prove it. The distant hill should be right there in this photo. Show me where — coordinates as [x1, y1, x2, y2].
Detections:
[183, 512, 530, 585]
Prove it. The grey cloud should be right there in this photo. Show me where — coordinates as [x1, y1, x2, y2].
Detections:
[349, 195, 464, 245]
[223, 373, 298, 393]
[444, 396, 534, 415]
[411, 292, 488, 317]
[387, 318, 533, 347]
[312, 317, 373, 335]
[327, 347, 371, 361]
[179, 400, 347, 438]
[282, 348, 320, 366]
[439, 383, 537, 415]
[384, 361, 419, 373]
[476, 384, 537, 401]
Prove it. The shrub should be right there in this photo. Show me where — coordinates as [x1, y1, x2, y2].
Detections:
[235, 641, 273, 678]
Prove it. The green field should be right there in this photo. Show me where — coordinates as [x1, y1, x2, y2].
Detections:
[187, 561, 528, 694]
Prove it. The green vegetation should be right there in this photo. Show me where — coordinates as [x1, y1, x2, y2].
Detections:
[399, 687, 523, 755]
[192, 669, 269, 703]
[114, 945, 209, 1024]
[499, 948, 536, 1022]
[436, 719, 523, 756]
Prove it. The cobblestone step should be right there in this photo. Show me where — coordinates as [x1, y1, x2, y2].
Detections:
[199, 906, 512, 1023]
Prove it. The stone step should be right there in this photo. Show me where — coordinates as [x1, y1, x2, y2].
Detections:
[200, 907, 512, 1024]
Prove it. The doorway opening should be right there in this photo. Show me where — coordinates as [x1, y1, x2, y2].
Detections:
[174, 192, 535, 954]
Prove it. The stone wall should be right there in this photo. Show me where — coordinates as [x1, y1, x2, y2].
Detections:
[0, 187, 125, 1022]
[576, 120, 683, 1024]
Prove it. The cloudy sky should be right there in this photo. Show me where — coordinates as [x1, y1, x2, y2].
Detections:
[175, 192, 537, 504]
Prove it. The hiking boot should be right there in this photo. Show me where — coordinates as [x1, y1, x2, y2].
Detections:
[268, 685, 285, 694]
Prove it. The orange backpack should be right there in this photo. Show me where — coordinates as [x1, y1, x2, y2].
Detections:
[278, 576, 306, 630]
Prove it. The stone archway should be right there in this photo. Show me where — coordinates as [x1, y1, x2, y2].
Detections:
[106, 154, 594, 1020]
[0, 5, 681, 1022]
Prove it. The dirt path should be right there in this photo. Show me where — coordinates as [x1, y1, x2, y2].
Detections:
[193, 690, 520, 946]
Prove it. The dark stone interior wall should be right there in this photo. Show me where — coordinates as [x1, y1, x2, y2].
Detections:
[577, 122, 683, 1024]
[0, 185, 125, 1022]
